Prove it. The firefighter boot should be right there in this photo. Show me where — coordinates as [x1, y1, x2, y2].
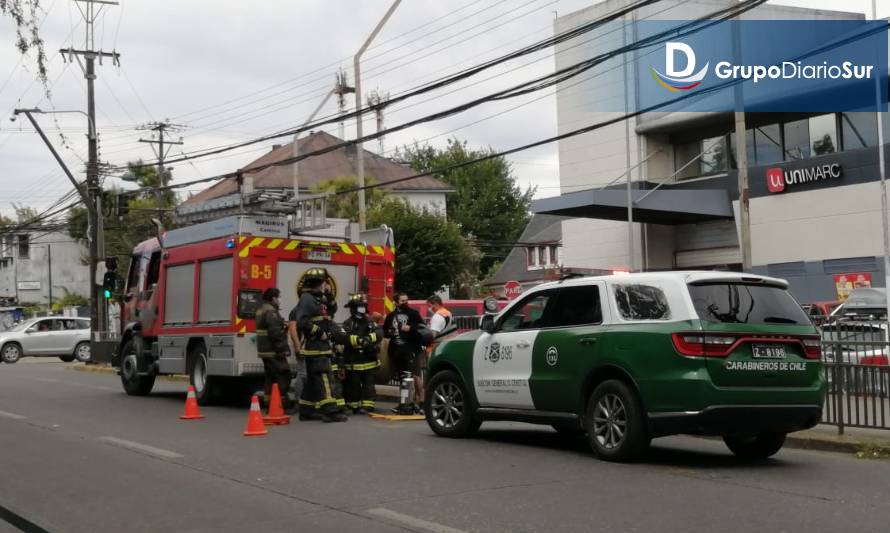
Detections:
[322, 412, 348, 423]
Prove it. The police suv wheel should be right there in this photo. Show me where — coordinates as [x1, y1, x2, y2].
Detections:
[585, 379, 650, 462]
[425, 370, 481, 438]
[120, 339, 156, 396]
[723, 432, 786, 460]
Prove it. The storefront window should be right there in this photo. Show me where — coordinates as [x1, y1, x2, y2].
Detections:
[753, 124, 783, 165]
[841, 112, 879, 150]
[783, 119, 810, 160]
[700, 136, 728, 174]
[727, 129, 755, 170]
[674, 140, 701, 180]
[809, 113, 838, 156]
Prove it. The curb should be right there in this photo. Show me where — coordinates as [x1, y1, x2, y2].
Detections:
[67, 364, 189, 382]
[782, 433, 890, 458]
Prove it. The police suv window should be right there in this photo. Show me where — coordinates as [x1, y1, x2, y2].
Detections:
[613, 284, 671, 321]
[550, 285, 602, 327]
[689, 283, 809, 325]
[499, 292, 553, 332]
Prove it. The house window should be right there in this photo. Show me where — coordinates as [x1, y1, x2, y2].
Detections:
[538, 247, 546, 266]
[17, 234, 29, 259]
[549, 245, 559, 266]
[527, 247, 537, 267]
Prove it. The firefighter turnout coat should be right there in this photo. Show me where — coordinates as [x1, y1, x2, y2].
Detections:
[255, 302, 289, 358]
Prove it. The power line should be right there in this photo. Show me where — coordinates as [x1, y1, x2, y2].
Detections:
[116, 0, 664, 172]
[118, 0, 767, 201]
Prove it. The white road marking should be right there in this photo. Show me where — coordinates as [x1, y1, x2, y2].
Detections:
[366, 508, 467, 533]
[0, 410, 26, 420]
[98, 436, 183, 460]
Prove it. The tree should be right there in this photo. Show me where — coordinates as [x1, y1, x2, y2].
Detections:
[1, 1, 49, 89]
[68, 160, 178, 263]
[12, 203, 39, 223]
[395, 138, 534, 275]
[311, 177, 388, 222]
[368, 198, 473, 298]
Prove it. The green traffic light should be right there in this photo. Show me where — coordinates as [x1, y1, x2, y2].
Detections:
[104, 289, 112, 299]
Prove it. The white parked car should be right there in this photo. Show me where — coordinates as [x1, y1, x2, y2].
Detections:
[0, 317, 91, 364]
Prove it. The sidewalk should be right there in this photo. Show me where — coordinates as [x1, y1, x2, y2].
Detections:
[784, 424, 890, 457]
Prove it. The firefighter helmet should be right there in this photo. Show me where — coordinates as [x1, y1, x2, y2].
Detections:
[303, 267, 328, 282]
[345, 293, 368, 308]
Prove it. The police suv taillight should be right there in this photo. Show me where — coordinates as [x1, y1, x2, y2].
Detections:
[671, 333, 736, 357]
[801, 336, 822, 360]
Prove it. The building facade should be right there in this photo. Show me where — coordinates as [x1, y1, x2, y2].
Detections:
[534, 0, 888, 302]
[0, 230, 90, 307]
[183, 131, 453, 216]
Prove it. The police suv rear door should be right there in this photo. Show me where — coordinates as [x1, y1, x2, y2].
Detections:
[531, 282, 608, 413]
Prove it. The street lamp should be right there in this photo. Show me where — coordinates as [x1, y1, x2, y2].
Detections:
[12, 107, 96, 141]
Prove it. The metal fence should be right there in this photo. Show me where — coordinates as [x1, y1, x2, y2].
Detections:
[821, 320, 890, 433]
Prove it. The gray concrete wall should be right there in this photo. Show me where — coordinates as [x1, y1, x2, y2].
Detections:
[0, 231, 89, 306]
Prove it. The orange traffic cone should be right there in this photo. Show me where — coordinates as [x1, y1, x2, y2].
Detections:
[180, 385, 204, 420]
[243, 395, 268, 436]
[263, 384, 291, 426]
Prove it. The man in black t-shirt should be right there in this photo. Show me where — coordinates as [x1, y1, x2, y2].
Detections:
[383, 292, 425, 408]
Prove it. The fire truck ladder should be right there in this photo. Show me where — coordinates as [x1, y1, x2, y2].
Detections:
[175, 190, 328, 233]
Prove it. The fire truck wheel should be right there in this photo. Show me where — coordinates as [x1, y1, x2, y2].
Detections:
[120, 339, 156, 396]
[188, 343, 218, 405]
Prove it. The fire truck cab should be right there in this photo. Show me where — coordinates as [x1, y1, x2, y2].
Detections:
[113, 214, 395, 404]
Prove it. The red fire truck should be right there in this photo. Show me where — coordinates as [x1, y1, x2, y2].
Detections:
[112, 214, 395, 404]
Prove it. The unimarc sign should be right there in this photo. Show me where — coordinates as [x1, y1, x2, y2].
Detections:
[766, 164, 842, 194]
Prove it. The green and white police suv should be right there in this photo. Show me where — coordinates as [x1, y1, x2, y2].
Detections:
[424, 272, 826, 462]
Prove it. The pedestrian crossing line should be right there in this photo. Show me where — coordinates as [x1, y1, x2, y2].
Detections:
[366, 508, 467, 533]
[98, 436, 184, 460]
[0, 410, 26, 420]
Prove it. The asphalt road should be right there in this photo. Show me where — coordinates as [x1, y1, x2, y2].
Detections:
[1, 360, 889, 533]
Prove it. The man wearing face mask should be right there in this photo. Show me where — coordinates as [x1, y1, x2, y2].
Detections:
[384, 292, 425, 410]
[336, 293, 383, 414]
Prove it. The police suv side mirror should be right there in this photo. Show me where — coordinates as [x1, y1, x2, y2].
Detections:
[480, 314, 496, 334]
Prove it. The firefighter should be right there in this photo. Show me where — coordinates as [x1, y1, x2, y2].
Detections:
[336, 293, 383, 414]
[294, 267, 348, 423]
[255, 287, 295, 413]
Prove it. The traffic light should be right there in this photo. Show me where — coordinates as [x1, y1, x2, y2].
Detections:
[102, 271, 118, 299]
[103, 257, 120, 299]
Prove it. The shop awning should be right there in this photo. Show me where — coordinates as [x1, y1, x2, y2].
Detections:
[531, 187, 734, 225]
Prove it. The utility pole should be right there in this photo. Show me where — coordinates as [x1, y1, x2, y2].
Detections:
[333, 71, 355, 141]
[46, 245, 52, 314]
[871, 0, 890, 336]
[139, 121, 185, 199]
[60, 0, 120, 346]
[367, 89, 391, 155]
[293, 88, 335, 200]
[354, 0, 401, 230]
[731, 19, 751, 271]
